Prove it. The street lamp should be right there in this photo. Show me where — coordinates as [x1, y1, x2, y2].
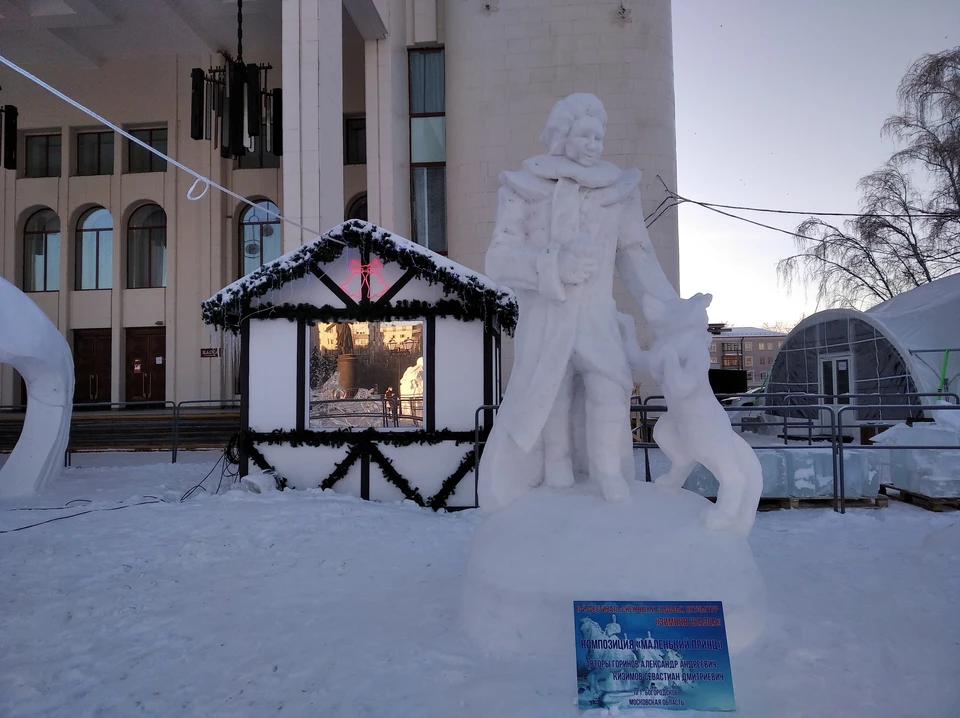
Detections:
[0, 89, 18, 170]
[188, 0, 282, 160]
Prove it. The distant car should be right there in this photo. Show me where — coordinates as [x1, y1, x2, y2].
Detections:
[720, 387, 764, 407]
[720, 388, 765, 427]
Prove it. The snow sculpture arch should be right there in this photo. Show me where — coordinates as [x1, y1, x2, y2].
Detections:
[0, 277, 74, 498]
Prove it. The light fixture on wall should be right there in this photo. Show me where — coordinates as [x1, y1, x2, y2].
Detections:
[0, 87, 18, 170]
[188, 0, 282, 160]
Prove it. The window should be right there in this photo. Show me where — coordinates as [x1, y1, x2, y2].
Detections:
[409, 48, 446, 253]
[346, 193, 368, 222]
[778, 341, 783, 349]
[239, 200, 282, 276]
[25, 134, 61, 178]
[127, 204, 166, 288]
[23, 209, 60, 291]
[758, 342, 766, 351]
[127, 128, 167, 173]
[76, 131, 114, 176]
[710, 356, 718, 365]
[76, 208, 113, 290]
[310, 321, 425, 428]
[744, 356, 754, 367]
[722, 342, 740, 353]
[743, 341, 753, 351]
[237, 136, 281, 170]
[710, 342, 716, 352]
[344, 116, 366, 165]
[760, 372, 768, 381]
[722, 356, 740, 368]
[747, 371, 754, 382]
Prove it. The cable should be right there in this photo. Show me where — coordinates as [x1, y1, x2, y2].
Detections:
[179, 449, 231, 502]
[0, 52, 345, 248]
[646, 199, 684, 228]
[694, 200, 953, 220]
[0, 500, 163, 534]
[654, 179, 915, 252]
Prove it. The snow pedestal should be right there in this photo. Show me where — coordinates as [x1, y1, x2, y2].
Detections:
[460, 482, 766, 656]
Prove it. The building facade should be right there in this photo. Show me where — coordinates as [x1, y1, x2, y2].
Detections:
[0, 0, 678, 408]
[708, 327, 786, 389]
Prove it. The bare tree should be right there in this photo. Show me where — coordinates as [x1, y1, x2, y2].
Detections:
[762, 318, 803, 334]
[779, 47, 960, 309]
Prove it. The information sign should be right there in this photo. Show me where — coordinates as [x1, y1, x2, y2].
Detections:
[574, 601, 735, 712]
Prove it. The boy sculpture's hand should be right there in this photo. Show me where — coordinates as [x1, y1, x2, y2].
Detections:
[558, 239, 598, 285]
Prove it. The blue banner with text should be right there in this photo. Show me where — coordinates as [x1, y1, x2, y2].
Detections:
[574, 601, 735, 712]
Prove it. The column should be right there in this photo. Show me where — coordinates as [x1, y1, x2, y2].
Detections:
[362, 0, 411, 238]
[281, 0, 344, 252]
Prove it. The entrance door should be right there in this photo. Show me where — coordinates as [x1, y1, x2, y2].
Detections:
[125, 328, 166, 403]
[820, 354, 853, 404]
[73, 329, 111, 405]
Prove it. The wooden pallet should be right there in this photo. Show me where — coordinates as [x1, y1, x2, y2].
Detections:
[879, 484, 960, 512]
[703, 495, 887, 510]
[759, 496, 888, 510]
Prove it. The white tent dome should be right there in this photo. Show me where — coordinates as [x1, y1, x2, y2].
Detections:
[864, 273, 960, 396]
[767, 273, 960, 422]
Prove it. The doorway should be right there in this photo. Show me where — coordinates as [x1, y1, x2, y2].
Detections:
[73, 329, 111, 405]
[820, 354, 853, 404]
[125, 327, 166, 403]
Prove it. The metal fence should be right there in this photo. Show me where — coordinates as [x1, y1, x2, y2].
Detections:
[0, 399, 240, 464]
[473, 394, 960, 515]
[5, 392, 957, 514]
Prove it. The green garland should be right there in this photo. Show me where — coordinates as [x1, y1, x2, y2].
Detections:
[238, 427, 485, 510]
[245, 427, 478, 448]
[247, 298, 500, 326]
[201, 221, 518, 334]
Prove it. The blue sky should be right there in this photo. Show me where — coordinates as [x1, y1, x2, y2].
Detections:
[671, 0, 959, 328]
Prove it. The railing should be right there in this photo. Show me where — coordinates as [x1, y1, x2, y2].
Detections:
[836, 402, 960, 513]
[629, 402, 843, 510]
[473, 393, 957, 515]
[309, 396, 424, 429]
[172, 399, 242, 463]
[473, 404, 500, 506]
[0, 400, 240, 464]
[5, 393, 957, 515]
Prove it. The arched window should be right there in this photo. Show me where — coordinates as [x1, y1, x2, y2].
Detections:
[76, 207, 113, 290]
[240, 200, 282, 276]
[23, 209, 60, 292]
[346, 193, 368, 222]
[127, 204, 166, 289]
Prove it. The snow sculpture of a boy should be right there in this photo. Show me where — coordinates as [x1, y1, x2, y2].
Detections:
[478, 92, 681, 512]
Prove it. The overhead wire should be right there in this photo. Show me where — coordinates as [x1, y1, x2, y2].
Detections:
[648, 176, 941, 256]
[690, 200, 954, 220]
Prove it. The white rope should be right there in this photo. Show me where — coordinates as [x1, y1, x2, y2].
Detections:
[0, 52, 343, 246]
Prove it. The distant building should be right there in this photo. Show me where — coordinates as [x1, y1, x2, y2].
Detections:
[707, 326, 786, 389]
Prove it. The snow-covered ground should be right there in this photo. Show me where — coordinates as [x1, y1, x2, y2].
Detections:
[1, 451, 958, 718]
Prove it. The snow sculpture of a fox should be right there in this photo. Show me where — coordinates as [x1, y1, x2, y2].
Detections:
[642, 292, 763, 538]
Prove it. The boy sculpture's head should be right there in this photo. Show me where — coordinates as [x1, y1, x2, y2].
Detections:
[540, 93, 608, 167]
